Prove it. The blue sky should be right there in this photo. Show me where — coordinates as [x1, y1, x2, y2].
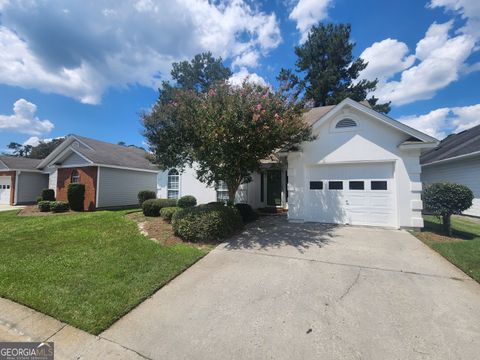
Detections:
[1, 0, 479, 151]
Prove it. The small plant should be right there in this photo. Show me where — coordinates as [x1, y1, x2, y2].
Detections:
[36, 196, 43, 204]
[142, 199, 178, 217]
[160, 206, 181, 222]
[234, 203, 258, 223]
[177, 195, 197, 208]
[138, 190, 156, 206]
[38, 201, 53, 212]
[68, 183, 85, 211]
[51, 201, 70, 213]
[423, 182, 474, 236]
[41, 189, 55, 201]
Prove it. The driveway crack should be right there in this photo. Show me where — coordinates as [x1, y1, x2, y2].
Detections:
[339, 269, 361, 301]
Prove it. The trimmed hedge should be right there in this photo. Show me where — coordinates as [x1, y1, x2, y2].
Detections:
[36, 196, 43, 204]
[68, 183, 85, 211]
[38, 201, 53, 212]
[138, 190, 156, 205]
[51, 201, 70, 213]
[142, 198, 178, 217]
[177, 195, 197, 208]
[172, 204, 243, 243]
[234, 203, 258, 223]
[41, 189, 55, 201]
[160, 206, 181, 222]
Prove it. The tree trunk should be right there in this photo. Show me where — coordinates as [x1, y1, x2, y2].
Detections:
[227, 182, 240, 205]
[442, 214, 452, 236]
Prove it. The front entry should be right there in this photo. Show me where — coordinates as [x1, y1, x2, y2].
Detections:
[266, 170, 282, 206]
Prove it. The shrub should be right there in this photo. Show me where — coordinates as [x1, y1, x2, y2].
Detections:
[38, 201, 53, 212]
[36, 196, 43, 204]
[67, 183, 85, 211]
[423, 182, 474, 236]
[172, 204, 243, 243]
[41, 188, 55, 201]
[138, 190, 156, 205]
[142, 199, 178, 217]
[234, 203, 258, 223]
[160, 206, 181, 222]
[207, 202, 225, 207]
[177, 195, 197, 208]
[51, 201, 70, 213]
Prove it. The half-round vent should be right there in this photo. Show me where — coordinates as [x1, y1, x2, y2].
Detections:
[335, 118, 357, 128]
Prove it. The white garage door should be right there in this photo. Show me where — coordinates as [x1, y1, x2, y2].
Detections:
[0, 176, 12, 205]
[306, 163, 397, 227]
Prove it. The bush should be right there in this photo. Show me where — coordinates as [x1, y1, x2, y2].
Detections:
[423, 182, 474, 235]
[160, 206, 181, 222]
[67, 183, 85, 211]
[172, 204, 243, 243]
[235, 203, 258, 223]
[207, 202, 225, 207]
[51, 201, 70, 213]
[41, 189, 55, 201]
[38, 201, 53, 212]
[36, 196, 43, 204]
[138, 190, 156, 205]
[142, 199, 178, 217]
[177, 195, 197, 208]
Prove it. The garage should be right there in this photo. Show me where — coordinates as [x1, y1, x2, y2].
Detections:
[305, 162, 397, 227]
[0, 176, 12, 205]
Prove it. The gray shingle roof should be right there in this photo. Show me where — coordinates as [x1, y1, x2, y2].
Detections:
[0, 156, 44, 170]
[420, 124, 480, 165]
[302, 105, 336, 126]
[72, 135, 159, 171]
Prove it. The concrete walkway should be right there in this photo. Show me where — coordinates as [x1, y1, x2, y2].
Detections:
[0, 205, 24, 212]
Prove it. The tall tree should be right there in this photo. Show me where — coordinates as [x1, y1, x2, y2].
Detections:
[28, 138, 64, 159]
[278, 23, 390, 113]
[5, 142, 31, 157]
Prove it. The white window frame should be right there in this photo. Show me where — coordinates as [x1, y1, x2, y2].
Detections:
[167, 169, 180, 199]
[71, 169, 80, 184]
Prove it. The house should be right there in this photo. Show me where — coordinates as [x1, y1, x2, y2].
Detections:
[158, 98, 438, 229]
[421, 124, 480, 217]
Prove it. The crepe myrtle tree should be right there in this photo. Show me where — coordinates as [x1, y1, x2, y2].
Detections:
[143, 81, 313, 203]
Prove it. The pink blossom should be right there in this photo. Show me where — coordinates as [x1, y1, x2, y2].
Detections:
[256, 104, 262, 111]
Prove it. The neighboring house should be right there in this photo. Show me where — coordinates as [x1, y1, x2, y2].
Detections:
[421, 124, 480, 217]
[0, 157, 48, 205]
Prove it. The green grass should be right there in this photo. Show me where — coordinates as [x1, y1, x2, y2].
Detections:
[416, 215, 480, 282]
[0, 210, 207, 334]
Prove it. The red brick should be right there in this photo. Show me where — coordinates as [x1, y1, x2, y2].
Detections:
[56, 167, 97, 211]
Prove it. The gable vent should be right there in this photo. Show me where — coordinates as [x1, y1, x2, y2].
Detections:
[335, 118, 357, 128]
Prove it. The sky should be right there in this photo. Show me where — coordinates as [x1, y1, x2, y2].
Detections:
[1, 0, 480, 151]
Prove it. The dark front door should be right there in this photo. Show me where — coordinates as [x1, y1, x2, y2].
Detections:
[267, 170, 282, 206]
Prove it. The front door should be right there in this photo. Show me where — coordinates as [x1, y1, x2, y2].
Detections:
[267, 170, 282, 206]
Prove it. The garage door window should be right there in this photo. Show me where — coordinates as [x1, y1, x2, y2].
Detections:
[371, 181, 387, 190]
[328, 181, 343, 190]
[349, 181, 364, 190]
[310, 181, 323, 190]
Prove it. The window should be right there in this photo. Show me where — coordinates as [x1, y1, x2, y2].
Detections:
[371, 181, 388, 190]
[216, 181, 229, 203]
[328, 181, 343, 190]
[335, 118, 357, 128]
[6, 185, 10, 189]
[260, 173, 264, 202]
[310, 181, 323, 190]
[71, 170, 80, 184]
[167, 169, 180, 199]
[349, 181, 364, 190]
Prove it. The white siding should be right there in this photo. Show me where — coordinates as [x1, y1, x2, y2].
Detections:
[61, 152, 90, 166]
[97, 167, 157, 208]
[48, 169, 58, 195]
[16, 172, 49, 204]
[422, 156, 480, 217]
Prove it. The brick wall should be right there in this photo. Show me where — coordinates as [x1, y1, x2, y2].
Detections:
[0, 171, 16, 205]
[56, 167, 97, 210]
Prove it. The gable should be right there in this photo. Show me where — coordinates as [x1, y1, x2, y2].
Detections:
[0, 160, 7, 170]
[60, 151, 91, 166]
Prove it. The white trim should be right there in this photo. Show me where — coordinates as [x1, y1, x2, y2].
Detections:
[0, 168, 48, 173]
[47, 146, 94, 168]
[421, 150, 480, 167]
[0, 159, 7, 168]
[69, 147, 94, 164]
[95, 166, 100, 208]
[305, 159, 398, 166]
[398, 142, 438, 150]
[54, 163, 158, 173]
[13, 170, 19, 205]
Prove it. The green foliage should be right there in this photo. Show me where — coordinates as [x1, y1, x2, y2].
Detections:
[172, 204, 243, 243]
[51, 201, 69, 213]
[177, 195, 197, 208]
[67, 184, 85, 211]
[137, 190, 156, 205]
[142, 199, 178, 217]
[29, 138, 64, 159]
[38, 201, 53, 212]
[36, 196, 43, 204]
[277, 23, 390, 113]
[423, 183, 474, 235]
[160, 206, 181, 222]
[41, 188, 56, 201]
[234, 203, 258, 223]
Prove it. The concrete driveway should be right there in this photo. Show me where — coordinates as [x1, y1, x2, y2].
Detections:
[102, 216, 480, 360]
[0, 205, 24, 212]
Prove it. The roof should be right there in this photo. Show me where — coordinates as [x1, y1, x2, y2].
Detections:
[302, 105, 336, 126]
[0, 156, 44, 170]
[38, 135, 159, 172]
[421, 124, 480, 165]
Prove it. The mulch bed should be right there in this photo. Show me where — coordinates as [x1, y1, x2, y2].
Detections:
[17, 205, 75, 217]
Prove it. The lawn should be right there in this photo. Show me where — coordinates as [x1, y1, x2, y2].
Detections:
[0, 210, 207, 334]
[415, 215, 480, 282]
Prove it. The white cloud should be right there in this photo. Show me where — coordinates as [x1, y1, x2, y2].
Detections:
[288, 0, 332, 42]
[429, 0, 480, 39]
[0, 0, 281, 104]
[228, 67, 268, 86]
[0, 99, 54, 136]
[399, 103, 480, 139]
[23, 136, 41, 147]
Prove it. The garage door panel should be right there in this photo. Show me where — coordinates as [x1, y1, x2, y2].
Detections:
[0, 176, 11, 205]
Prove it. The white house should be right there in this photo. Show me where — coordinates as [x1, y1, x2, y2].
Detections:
[421, 124, 480, 217]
